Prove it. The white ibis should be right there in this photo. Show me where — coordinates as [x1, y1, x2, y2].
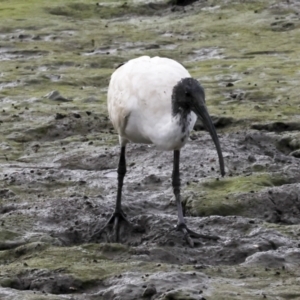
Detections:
[95, 56, 225, 246]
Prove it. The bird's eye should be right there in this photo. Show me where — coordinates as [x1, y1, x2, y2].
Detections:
[185, 91, 191, 96]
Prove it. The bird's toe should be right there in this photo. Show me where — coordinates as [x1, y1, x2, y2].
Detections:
[91, 210, 133, 243]
[176, 222, 220, 247]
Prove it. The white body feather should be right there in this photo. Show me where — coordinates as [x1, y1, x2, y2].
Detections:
[107, 56, 197, 150]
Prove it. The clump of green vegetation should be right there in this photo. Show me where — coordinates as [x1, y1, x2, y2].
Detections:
[0, 229, 20, 245]
[46, 1, 169, 19]
[206, 264, 300, 300]
[0, 244, 172, 285]
[185, 173, 289, 216]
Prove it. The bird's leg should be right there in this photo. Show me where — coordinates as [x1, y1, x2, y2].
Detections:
[172, 150, 193, 246]
[112, 145, 130, 241]
[172, 150, 219, 247]
[115, 145, 127, 217]
[93, 146, 131, 242]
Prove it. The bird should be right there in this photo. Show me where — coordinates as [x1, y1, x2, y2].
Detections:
[94, 56, 225, 246]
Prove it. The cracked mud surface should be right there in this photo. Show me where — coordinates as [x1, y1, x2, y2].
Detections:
[1, 0, 300, 299]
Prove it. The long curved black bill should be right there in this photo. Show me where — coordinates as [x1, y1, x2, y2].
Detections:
[195, 105, 225, 177]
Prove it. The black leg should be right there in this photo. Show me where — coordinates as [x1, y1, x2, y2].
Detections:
[172, 150, 219, 247]
[172, 150, 185, 225]
[113, 146, 128, 241]
[92, 146, 131, 242]
[116, 146, 126, 213]
[172, 150, 194, 246]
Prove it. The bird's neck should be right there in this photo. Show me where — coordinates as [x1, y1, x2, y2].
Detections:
[171, 85, 191, 132]
[172, 104, 191, 118]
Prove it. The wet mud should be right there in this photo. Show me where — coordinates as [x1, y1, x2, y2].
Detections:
[1, 0, 300, 299]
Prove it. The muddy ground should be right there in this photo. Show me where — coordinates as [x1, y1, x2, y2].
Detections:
[1, 0, 300, 299]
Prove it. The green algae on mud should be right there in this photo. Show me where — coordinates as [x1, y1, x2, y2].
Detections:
[46, 1, 169, 20]
[185, 173, 290, 216]
[0, 243, 178, 289]
[206, 264, 300, 300]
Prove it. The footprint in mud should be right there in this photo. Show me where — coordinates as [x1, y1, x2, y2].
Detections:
[251, 121, 300, 132]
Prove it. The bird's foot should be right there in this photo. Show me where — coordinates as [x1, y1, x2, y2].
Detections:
[176, 223, 220, 247]
[91, 210, 132, 242]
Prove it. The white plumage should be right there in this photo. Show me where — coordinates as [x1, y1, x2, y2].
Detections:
[94, 56, 225, 247]
[108, 56, 197, 150]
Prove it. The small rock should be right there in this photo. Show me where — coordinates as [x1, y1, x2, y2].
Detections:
[290, 149, 300, 158]
[55, 113, 66, 120]
[282, 22, 294, 28]
[247, 155, 256, 163]
[189, 257, 197, 264]
[142, 284, 157, 298]
[144, 44, 160, 50]
[73, 113, 81, 119]
[194, 264, 206, 269]
[45, 90, 71, 102]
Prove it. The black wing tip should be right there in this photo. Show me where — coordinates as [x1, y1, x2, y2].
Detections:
[115, 62, 125, 69]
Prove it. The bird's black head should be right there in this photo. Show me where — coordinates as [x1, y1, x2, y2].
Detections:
[172, 78, 205, 115]
[172, 77, 225, 177]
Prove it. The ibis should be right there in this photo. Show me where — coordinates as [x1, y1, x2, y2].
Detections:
[95, 56, 225, 246]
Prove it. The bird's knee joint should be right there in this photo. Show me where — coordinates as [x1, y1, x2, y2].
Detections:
[118, 166, 127, 176]
[172, 177, 180, 188]
[173, 185, 180, 195]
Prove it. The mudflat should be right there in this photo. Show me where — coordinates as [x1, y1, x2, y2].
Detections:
[1, 1, 300, 299]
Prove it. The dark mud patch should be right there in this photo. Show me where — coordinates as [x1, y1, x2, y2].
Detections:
[252, 121, 300, 132]
[194, 115, 236, 130]
[45, 2, 169, 19]
[244, 50, 294, 56]
[271, 21, 298, 32]
[0, 49, 49, 61]
[6, 112, 112, 143]
[170, 0, 200, 6]
[1, 269, 86, 294]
